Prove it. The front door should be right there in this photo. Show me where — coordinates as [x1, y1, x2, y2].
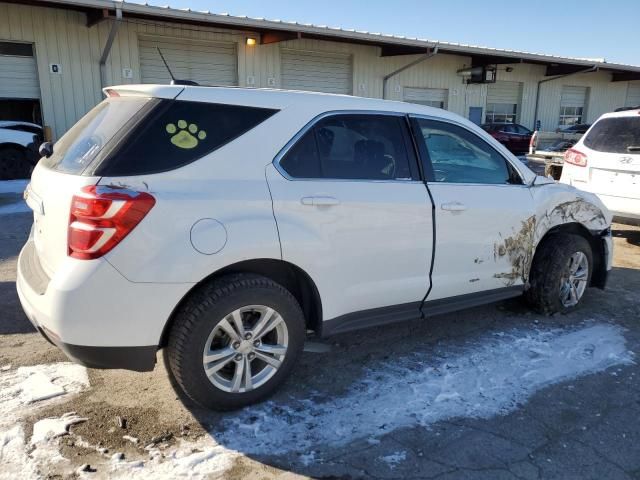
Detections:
[266, 113, 434, 321]
[468, 107, 483, 125]
[411, 117, 535, 300]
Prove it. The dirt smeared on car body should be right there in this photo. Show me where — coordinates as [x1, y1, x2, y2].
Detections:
[492, 190, 610, 286]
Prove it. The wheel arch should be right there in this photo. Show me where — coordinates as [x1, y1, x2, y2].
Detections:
[158, 258, 323, 347]
[532, 222, 607, 289]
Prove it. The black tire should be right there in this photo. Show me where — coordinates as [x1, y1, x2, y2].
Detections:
[525, 233, 593, 314]
[166, 274, 305, 410]
[0, 146, 31, 180]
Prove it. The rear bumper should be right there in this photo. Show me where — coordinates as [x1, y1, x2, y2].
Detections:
[16, 239, 192, 371]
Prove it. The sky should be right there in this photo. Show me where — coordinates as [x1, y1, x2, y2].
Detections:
[136, 0, 640, 66]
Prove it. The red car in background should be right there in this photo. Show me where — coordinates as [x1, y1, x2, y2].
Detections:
[481, 122, 533, 153]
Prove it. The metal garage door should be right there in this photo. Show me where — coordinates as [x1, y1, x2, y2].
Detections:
[559, 86, 588, 127]
[403, 87, 448, 109]
[626, 83, 640, 107]
[139, 37, 237, 86]
[486, 81, 522, 123]
[0, 42, 40, 99]
[281, 49, 352, 95]
[561, 86, 588, 107]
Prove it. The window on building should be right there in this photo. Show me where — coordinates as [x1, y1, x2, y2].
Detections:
[0, 42, 33, 57]
[558, 106, 584, 127]
[414, 118, 518, 185]
[485, 103, 517, 123]
[279, 114, 414, 180]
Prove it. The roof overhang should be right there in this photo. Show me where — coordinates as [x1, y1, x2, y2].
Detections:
[8, 0, 640, 79]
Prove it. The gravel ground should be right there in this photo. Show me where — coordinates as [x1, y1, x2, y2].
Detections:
[1, 210, 639, 479]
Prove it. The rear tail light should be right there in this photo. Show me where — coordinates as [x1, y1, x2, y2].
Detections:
[68, 185, 155, 260]
[564, 148, 588, 167]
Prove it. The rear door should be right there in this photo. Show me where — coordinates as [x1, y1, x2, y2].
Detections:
[410, 116, 535, 300]
[581, 115, 640, 202]
[266, 112, 433, 322]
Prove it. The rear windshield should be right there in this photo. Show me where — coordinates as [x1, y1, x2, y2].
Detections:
[43, 97, 278, 176]
[41, 97, 153, 174]
[583, 116, 640, 154]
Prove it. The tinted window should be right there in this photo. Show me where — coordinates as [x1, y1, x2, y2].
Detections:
[583, 117, 640, 154]
[415, 119, 515, 184]
[279, 114, 414, 180]
[514, 125, 531, 135]
[279, 130, 321, 178]
[95, 101, 278, 176]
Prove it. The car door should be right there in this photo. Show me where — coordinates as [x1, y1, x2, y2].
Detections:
[266, 112, 434, 325]
[514, 124, 532, 152]
[410, 116, 535, 301]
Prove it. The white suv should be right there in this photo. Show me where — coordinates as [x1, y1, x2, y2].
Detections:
[17, 85, 612, 410]
[560, 107, 640, 222]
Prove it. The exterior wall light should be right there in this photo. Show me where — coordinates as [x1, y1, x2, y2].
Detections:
[246, 37, 257, 46]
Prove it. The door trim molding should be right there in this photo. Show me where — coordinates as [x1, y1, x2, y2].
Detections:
[320, 285, 524, 337]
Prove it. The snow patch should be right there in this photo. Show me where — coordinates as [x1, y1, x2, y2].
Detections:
[107, 442, 238, 479]
[31, 413, 88, 444]
[380, 450, 406, 468]
[216, 324, 633, 455]
[0, 363, 89, 420]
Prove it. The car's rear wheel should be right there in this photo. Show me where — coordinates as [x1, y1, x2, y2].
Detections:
[166, 274, 305, 410]
[0, 146, 31, 180]
[525, 233, 593, 314]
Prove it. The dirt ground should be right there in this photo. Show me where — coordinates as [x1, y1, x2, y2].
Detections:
[1, 210, 640, 479]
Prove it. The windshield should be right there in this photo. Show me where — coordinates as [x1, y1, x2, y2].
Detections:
[583, 117, 640, 154]
[41, 97, 153, 174]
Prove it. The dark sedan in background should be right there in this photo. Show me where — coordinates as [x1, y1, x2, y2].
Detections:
[481, 122, 532, 153]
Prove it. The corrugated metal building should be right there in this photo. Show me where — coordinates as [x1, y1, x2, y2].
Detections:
[1, 0, 639, 140]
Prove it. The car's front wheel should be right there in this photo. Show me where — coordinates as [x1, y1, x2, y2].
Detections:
[526, 233, 593, 314]
[167, 274, 305, 410]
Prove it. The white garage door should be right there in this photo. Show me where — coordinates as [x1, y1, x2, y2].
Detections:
[559, 86, 588, 127]
[139, 37, 237, 86]
[403, 87, 448, 109]
[281, 49, 352, 95]
[626, 83, 640, 107]
[0, 42, 40, 99]
[486, 81, 522, 123]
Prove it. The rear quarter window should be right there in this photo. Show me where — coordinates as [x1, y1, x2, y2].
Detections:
[583, 117, 640, 154]
[93, 100, 278, 176]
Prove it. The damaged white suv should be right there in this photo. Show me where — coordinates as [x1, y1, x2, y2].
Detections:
[17, 85, 612, 410]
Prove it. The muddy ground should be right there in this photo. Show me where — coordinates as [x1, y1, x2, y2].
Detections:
[1, 211, 639, 479]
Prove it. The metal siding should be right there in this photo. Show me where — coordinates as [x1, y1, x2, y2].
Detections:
[139, 36, 237, 85]
[0, 54, 40, 98]
[626, 82, 640, 106]
[281, 48, 352, 94]
[1, 2, 636, 140]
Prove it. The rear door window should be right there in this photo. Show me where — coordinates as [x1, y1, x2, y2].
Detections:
[583, 117, 640, 154]
[279, 114, 416, 180]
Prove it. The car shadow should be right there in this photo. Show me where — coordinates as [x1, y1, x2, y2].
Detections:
[0, 280, 34, 335]
[164, 265, 640, 478]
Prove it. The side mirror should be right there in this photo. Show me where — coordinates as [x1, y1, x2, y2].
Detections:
[39, 141, 53, 158]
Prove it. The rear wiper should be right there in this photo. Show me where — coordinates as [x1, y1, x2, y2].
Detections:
[627, 145, 640, 152]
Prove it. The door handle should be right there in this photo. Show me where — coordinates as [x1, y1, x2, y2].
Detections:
[441, 201, 467, 212]
[301, 196, 340, 207]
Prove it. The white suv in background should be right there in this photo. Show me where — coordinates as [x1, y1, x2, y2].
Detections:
[18, 85, 612, 410]
[561, 107, 640, 222]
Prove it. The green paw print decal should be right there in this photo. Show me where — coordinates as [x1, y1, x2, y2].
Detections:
[165, 120, 207, 149]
